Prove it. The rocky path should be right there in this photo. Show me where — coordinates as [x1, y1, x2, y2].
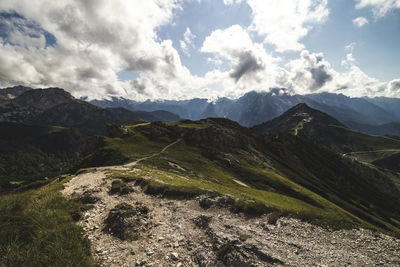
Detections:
[62, 142, 400, 267]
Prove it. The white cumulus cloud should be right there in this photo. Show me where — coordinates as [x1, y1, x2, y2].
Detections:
[355, 0, 400, 17]
[245, 0, 329, 52]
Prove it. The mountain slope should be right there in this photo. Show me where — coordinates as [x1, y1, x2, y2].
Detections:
[0, 85, 31, 101]
[0, 122, 91, 192]
[252, 103, 344, 135]
[252, 103, 400, 153]
[372, 153, 400, 173]
[80, 118, 400, 236]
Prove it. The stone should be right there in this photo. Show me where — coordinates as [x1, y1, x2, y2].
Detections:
[171, 252, 179, 261]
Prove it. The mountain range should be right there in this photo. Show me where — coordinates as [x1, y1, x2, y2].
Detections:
[1, 85, 400, 266]
[0, 86, 180, 135]
[91, 89, 400, 136]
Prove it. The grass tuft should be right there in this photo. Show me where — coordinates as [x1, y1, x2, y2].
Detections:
[0, 183, 96, 266]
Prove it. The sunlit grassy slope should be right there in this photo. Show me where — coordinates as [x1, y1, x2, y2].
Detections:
[94, 120, 400, 236]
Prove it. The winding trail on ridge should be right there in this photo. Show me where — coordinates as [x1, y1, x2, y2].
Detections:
[125, 138, 182, 167]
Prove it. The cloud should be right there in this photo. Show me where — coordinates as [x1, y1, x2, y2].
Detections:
[385, 79, 400, 96]
[245, 0, 329, 52]
[285, 51, 400, 98]
[223, 0, 243, 5]
[180, 40, 189, 56]
[200, 25, 293, 97]
[341, 53, 356, 66]
[345, 42, 356, 52]
[329, 53, 400, 98]
[184, 27, 196, 44]
[229, 51, 263, 82]
[355, 0, 400, 17]
[353, 16, 369, 27]
[180, 27, 196, 56]
[201, 25, 280, 83]
[0, 11, 49, 49]
[287, 50, 334, 93]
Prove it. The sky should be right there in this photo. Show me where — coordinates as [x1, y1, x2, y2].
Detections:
[0, 0, 399, 100]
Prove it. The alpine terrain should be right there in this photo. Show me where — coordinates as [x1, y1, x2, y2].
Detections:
[1, 87, 399, 266]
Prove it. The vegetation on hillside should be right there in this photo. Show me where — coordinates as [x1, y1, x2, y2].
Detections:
[0, 122, 91, 193]
[0, 181, 96, 266]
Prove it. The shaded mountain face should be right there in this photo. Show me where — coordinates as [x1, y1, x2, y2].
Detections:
[372, 153, 400, 173]
[0, 122, 92, 192]
[346, 121, 400, 137]
[0, 85, 31, 101]
[252, 103, 345, 136]
[90, 90, 400, 136]
[0, 87, 181, 135]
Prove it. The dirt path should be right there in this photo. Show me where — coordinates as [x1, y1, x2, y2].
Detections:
[125, 139, 182, 167]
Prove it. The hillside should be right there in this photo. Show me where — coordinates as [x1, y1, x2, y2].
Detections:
[372, 153, 400, 173]
[0, 122, 91, 192]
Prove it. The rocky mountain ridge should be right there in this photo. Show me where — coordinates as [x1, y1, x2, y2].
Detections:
[91, 89, 400, 136]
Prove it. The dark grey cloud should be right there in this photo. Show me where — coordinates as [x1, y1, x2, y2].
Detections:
[131, 80, 146, 94]
[230, 52, 263, 82]
[310, 65, 332, 91]
[125, 57, 157, 73]
[77, 67, 103, 80]
[391, 80, 400, 89]
[289, 51, 335, 93]
[336, 85, 349, 91]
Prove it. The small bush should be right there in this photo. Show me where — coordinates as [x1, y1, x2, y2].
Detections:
[103, 202, 150, 240]
[144, 181, 207, 199]
[267, 211, 289, 225]
[231, 199, 272, 217]
[216, 243, 233, 260]
[239, 234, 252, 242]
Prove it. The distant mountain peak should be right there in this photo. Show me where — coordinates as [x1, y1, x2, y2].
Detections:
[13, 87, 76, 110]
[252, 102, 345, 136]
